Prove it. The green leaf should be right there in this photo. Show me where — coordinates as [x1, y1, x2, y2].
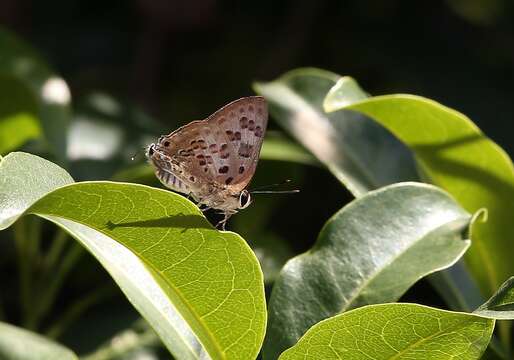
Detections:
[324, 87, 514, 298]
[0, 28, 71, 161]
[475, 277, 514, 319]
[0, 321, 77, 360]
[278, 303, 495, 360]
[263, 182, 472, 359]
[0, 152, 266, 360]
[253, 68, 418, 197]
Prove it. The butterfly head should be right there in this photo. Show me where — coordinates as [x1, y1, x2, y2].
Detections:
[146, 143, 156, 157]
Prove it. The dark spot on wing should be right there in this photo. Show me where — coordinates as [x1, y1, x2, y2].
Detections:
[240, 116, 248, 129]
[220, 143, 230, 158]
[219, 166, 229, 174]
[238, 143, 253, 158]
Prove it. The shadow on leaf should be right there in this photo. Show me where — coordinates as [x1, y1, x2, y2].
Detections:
[104, 214, 213, 232]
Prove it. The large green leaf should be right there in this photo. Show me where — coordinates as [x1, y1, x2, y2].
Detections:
[263, 182, 472, 359]
[475, 277, 514, 320]
[0, 152, 266, 360]
[0, 29, 71, 161]
[279, 303, 495, 360]
[253, 68, 417, 197]
[324, 87, 514, 298]
[0, 321, 77, 360]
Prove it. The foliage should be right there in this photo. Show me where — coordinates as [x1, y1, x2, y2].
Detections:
[1, 26, 514, 360]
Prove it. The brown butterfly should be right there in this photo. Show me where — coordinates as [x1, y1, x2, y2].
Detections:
[146, 96, 268, 229]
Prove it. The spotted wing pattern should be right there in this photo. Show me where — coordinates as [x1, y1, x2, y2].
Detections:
[154, 96, 267, 196]
[207, 96, 267, 191]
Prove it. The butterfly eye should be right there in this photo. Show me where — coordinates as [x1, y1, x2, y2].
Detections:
[238, 190, 252, 209]
[147, 144, 155, 156]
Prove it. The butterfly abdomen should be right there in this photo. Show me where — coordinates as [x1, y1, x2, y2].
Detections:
[156, 169, 189, 193]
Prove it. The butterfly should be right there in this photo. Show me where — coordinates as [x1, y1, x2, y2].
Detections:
[146, 96, 268, 229]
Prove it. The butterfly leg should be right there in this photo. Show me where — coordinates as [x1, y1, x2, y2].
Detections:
[215, 213, 232, 231]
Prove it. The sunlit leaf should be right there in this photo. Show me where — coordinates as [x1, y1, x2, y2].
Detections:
[0, 152, 266, 360]
[279, 303, 494, 360]
[263, 182, 472, 359]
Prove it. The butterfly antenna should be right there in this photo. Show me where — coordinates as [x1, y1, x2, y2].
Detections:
[249, 179, 292, 192]
[251, 190, 300, 194]
[250, 179, 299, 194]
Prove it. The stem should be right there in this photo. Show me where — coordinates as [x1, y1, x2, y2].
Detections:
[13, 218, 35, 329]
[27, 216, 42, 265]
[34, 243, 84, 325]
[80, 321, 160, 360]
[44, 229, 69, 271]
[45, 286, 116, 339]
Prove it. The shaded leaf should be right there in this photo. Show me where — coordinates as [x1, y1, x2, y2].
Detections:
[0, 321, 77, 360]
[279, 303, 494, 360]
[263, 182, 472, 359]
[0, 152, 266, 360]
[254, 68, 417, 196]
[475, 277, 514, 319]
[260, 132, 318, 166]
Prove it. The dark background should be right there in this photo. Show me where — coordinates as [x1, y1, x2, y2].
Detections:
[1, 0, 513, 356]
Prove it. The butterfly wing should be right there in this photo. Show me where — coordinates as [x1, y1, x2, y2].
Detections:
[207, 96, 268, 191]
[152, 96, 267, 196]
